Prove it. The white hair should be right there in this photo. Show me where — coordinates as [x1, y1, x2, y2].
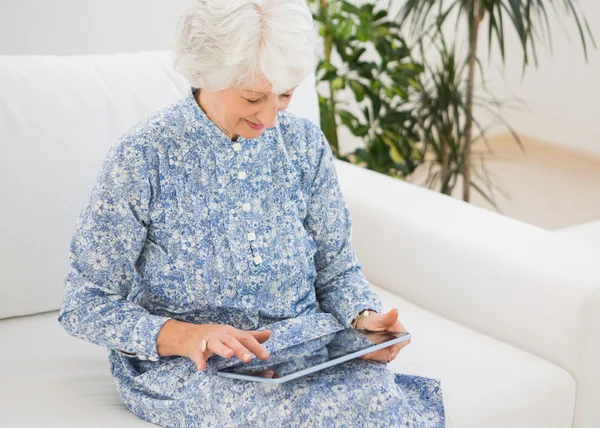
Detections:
[172, 0, 316, 94]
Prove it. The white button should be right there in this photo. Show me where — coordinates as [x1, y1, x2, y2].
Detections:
[138, 355, 148, 361]
[253, 254, 263, 264]
[232, 143, 241, 151]
[242, 203, 251, 212]
[247, 232, 256, 241]
[148, 356, 159, 362]
[238, 171, 247, 179]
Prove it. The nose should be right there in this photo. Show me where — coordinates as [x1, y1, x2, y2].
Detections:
[255, 96, 280, 128]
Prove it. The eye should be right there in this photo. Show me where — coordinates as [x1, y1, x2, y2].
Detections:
[244, 98, 261, 104]
[280, 94, 292, 99]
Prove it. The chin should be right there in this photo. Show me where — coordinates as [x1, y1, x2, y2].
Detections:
[239, 126, 266, 140]
[241, 131, 265, 140]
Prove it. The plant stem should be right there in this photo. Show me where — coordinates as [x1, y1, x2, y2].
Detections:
[321, 0, 339, 156]
[463, 0, 483, 202]
[440, 119, 451, 194]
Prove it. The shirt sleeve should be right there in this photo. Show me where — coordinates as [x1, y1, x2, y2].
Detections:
[304, 124, 383, 328]
[57, 136, 172, 360]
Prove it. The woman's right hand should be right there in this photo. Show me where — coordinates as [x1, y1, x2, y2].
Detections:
[157, 319, 271, 371]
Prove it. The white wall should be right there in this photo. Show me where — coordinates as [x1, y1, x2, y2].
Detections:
[0, 0, 190, 55]
[479, 0, 600, 155]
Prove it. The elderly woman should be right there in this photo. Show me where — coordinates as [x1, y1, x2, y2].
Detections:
[58, 0, 445, 426]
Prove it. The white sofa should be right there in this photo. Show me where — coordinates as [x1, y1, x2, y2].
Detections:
[556, 220, 600, 249]
[1, 51, 599, 428]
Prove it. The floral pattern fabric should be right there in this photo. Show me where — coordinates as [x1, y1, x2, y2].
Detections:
[58, 87, 446, 427]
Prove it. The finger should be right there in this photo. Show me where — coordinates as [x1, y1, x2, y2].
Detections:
[237, 332, 270, 360]
[221, 336, 255, 363]
[358, 351, 374, 359]
[260, 369, 275, 378]
[248, 330, 272, 344]
[360, 341, 407, 363]
[191, 348, 209, 371]
[386, 345, 399, 354]
[388, 340, 409, 354]
[361, 352, 389, 363]
[359, 348, 390, 363]
[396, 340, 411, 352]
[205, 338, 235, 360]
[388, 345, 400, 357]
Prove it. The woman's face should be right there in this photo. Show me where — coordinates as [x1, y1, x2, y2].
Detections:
[197, 77, 295, 141]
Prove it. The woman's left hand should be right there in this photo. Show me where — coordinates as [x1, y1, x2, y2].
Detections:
[356, 308, 411, 364]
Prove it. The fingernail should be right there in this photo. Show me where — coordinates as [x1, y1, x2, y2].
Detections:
[243, 353, 251, 360]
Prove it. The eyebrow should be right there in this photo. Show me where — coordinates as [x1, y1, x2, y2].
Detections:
[243, 90, 268, 96]
[242, 88, 296, 96]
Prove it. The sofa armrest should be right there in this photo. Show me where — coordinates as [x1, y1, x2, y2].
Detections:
[336, 159, 600, 428]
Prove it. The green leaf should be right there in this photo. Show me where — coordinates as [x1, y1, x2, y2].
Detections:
[340, 1, 360, 15]
[381, 133, 404, 164]
[331, 76, 345, 90]
[319, 60, 337, 72]
[337, 109, 359, 133]
[336, 19, 354, 40]
[347, 47, 366, 63]
[357, 21, 370, 42]
[355, 125, 370, 137]
[348, 80, 365, 102]
[321, 69, 339, 81]
[373, 10, 388, 22]
[390, 84, 408, 99]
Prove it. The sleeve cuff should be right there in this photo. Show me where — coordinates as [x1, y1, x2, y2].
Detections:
[124, 314, 173, 361]
[339, 297, 383, 329]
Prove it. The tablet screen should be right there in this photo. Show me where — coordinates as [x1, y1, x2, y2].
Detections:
[217, 328, 409, 382]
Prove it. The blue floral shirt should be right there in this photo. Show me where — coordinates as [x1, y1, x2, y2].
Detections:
[57, 87, 382, 361]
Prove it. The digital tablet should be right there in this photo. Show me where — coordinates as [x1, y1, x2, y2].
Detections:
[216, 328, 411, 384]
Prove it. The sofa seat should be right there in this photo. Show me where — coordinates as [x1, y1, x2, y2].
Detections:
[0, 283, 575, 428]
[375, 285, 576, 428]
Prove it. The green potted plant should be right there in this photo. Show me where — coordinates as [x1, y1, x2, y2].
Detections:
[311, 0, 524, 207]
[310, 0, 426, 179]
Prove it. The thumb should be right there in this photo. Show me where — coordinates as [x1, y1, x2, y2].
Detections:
[370, 308, 398, 329]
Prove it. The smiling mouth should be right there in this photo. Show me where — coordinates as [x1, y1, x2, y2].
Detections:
[245, 119, 265, 129]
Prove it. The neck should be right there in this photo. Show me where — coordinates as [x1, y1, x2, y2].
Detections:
[195, 89, 237, 141]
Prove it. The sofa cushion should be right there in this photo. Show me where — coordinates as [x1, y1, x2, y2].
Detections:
[374, 285, 576, 428]
[0, 284, 575, 427]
